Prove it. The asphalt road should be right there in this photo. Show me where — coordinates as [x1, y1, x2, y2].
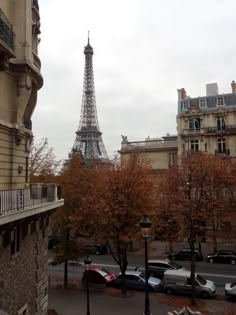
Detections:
[48, 253, 236, 296]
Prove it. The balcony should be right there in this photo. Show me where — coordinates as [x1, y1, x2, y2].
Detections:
[0, 8, 15, 57]
[181, 128, 205, 136]
[33, 51, 41, 70]
[121, 139, 178, 151]
[206, 125, 236, 134]
[0, 184, 64, 226]
[215, 149, 230, 156]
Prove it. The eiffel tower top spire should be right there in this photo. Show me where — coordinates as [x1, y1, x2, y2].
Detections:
[71, 36, 109, 162]
[84, 31, 93, 54]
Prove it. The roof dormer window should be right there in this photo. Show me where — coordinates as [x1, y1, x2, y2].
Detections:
[217, 97, 224, 106]
[182, 100, 189, 111]
[200, 99, 206, 108]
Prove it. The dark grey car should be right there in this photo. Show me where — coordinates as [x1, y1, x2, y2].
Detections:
[111, 270, 162, 292]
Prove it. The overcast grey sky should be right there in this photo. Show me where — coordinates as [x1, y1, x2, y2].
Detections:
[33, 0, 236, 161]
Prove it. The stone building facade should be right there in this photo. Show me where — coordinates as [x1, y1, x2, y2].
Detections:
[120, 135, 178, 170]
[0, 0, 42, 190]
[177, 81, 236, 158]
[177, 81, 236, 243]
[0, 1, 64, 314]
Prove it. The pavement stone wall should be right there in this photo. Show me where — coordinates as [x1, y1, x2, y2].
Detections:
[0, 216, 49, 315]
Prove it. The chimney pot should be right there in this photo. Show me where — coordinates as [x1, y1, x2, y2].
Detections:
[231, 80, 236, 93]
[177, 88, 187, 100]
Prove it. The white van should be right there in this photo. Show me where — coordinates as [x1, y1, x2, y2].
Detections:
[163, 269, 216, 298]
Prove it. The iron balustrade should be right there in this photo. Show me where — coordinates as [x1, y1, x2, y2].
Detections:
[207, 125, 236, 133]
[125, 140, 177, 149]
[0, 184, 62, 216]
[0, 8, 15, 51]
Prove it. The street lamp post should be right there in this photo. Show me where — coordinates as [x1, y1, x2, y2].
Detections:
[140, 215, 152, 315]
[84, 256, 92, 315]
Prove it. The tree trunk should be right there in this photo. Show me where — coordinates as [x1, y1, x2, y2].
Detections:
[190, 240, 196, 305]
[107, 241, 128, 296]
[212, 223, 218, 254]
[64, 259, 68, 288]
[64, 228, 70, 288]
[121, 266, 127, 296]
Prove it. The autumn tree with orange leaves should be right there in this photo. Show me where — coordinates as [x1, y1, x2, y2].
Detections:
[65, 154, 155, 295]
[29, 138, 60, 183]
[153, 169, 181, 253]
[155, 152, 233, 305]
[52, 155, 105, 287]
[98, 155, 155, 295]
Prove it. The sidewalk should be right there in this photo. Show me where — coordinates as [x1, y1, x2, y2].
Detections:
[48, 283, 236, 315]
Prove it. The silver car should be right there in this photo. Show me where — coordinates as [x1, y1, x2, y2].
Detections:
[112, 270, 162, 292]
[225, 282, 236, 299]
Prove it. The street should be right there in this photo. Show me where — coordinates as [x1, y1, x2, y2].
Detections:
[48, 253, 236, 296]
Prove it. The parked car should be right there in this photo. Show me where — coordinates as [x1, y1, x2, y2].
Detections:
[148, 259, 185, 279]
[163, 269, 216, 298]
[83, 243, 107, 255]
[82, 266, 115, 287]
[48, 238, 61, 250]
[207, 250, 236, 264]
[169, 248, 203, 261]
[111, 270, 162, 292]
[225, 282, 236, 300]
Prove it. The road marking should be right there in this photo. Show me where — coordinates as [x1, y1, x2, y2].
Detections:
[95, 263, 236, 279]
[199, 272, 236, 279]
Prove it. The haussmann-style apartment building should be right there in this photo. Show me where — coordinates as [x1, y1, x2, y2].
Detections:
[119, 81, 236, 243]
[177, 81, 236, 158]
[0, 1, 64, 314]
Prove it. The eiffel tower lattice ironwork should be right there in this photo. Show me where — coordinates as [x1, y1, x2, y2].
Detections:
[71, 35, 109, 162]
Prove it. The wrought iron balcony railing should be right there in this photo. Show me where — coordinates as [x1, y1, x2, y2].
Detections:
[0, 184, 62, 216]
[181, 128, 205, 135]
[0, 8, 15, 51]
[207, 125, 236, 134]
[215, 149, 230, 156]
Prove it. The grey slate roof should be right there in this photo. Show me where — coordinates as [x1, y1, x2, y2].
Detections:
[181, 93, 236, 113]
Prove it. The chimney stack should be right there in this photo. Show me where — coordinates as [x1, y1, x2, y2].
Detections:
[177, 88, 187, 100]
[231, 80, 236, 93]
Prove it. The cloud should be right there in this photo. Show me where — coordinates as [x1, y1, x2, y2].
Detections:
[33, 0, 236, 160]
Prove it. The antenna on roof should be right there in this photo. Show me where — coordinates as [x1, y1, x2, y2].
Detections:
[88, 31, 90, 44]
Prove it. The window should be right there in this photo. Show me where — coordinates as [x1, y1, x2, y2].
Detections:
[25, 157, 29, 183]
[218, 138, 226, 153]
[182, 101, 189, 110]
[200, 99, 206, 108]
[189, 118, 200, 129]
[11, 225, 20, 255]
[190, 140, 199, 152]
[31, 221, 36, 234]
[217, 97, 224, 106]
[187, 278, 199, 286]
[169, 153, 177, 167]
[217, 116, 225, 130]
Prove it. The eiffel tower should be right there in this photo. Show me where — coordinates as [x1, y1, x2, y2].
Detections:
[71, 35, 109, 162]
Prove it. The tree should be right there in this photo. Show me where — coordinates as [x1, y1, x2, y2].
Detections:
[155, 152, 230, 305]
[67, 154, 156, 295]
[154, 169, 181, 253]
[96, 155, 155, 296]
[29, 138, 60, 183]
[53, 155, 107, 287]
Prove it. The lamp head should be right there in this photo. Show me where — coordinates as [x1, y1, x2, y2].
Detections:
[139, 215, 152, 239]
